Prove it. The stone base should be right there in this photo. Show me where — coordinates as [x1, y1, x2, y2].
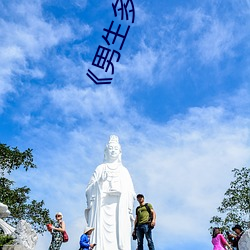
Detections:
[2, 245, 26, 250]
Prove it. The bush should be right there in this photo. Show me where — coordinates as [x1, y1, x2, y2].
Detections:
[0, 234, 14, 247]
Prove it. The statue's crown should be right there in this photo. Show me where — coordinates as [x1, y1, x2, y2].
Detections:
[109, 135, 119, 144]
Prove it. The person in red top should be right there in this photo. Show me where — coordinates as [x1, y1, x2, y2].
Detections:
[212, 227, 232, 250]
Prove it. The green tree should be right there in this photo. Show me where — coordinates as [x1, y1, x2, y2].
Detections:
[0, 143, 52, 233]
[210, 167, 250, 232]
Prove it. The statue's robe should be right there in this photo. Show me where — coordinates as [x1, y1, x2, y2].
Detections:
[85, 163, 135, 250]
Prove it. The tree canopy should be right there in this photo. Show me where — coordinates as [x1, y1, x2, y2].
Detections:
[210, 167, 250, 232]
[0, 144, 36, 175]
[0, 143, 52, 233]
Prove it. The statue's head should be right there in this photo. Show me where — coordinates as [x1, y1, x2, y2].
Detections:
[104, 135, 122, 163]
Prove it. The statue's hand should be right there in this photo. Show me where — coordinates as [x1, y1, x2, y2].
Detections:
[101, 171, 108, 181]
[88, 201, 93, 208]
[86, 195, 95, 209]
[129, 213, 135, 222]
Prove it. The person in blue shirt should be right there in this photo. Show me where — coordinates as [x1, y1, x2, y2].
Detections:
[79, 227, 96, 250]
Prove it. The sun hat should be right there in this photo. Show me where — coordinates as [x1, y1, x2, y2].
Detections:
[55, 212, 63, 218]
[84, 227, 95, 234]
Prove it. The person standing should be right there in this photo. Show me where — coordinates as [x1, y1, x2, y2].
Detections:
[48, 212, 66, 250]
[79, 227, 96, 250]
[231, 225, 244, 250]
[211, 227, 232, 250]
[133, 194, 156, 250]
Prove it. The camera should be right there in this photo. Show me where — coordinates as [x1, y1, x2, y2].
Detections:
[132, 231, 137, 240]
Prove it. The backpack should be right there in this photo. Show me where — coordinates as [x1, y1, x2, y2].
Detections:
[136, 203, 154, 229]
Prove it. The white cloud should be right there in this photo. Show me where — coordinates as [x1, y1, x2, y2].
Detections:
[196, 20, 235, 63]
[125, 44, 158, 85]
[73, 0, 88, 9]
[1, 2, 73, 58]
[218, 83, 250, 115]
[188, 8, 210, 33]
[133, 4, 150, 26]
[48, 85, 126, 119]
[0, 1, 74, 110]
[123, 5, 243, 86]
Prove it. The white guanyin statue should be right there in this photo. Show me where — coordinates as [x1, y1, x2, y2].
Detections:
[85, 135, 136, 250]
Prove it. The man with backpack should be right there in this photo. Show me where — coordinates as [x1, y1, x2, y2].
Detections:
[132, 194, 156, 250]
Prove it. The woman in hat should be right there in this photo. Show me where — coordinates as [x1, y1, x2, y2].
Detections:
[48, 212, 66, 250]
[79, 227, 96, 250]
[212, 227, 232, 250]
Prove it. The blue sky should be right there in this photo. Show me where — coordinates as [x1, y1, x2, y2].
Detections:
[1, 0, 250, 249]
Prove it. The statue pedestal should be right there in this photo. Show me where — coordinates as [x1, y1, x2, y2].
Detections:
[1, 245, 26, 250]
